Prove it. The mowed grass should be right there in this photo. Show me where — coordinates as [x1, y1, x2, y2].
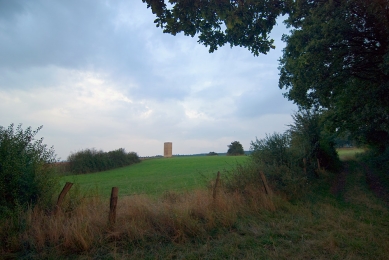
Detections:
[337, 147, 365, 161]
[61, 155, 249, 197]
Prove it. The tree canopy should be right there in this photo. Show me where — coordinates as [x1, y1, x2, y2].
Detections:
[227, 141, 245, 155]
[142, 0, 389, 152]
[142, 0, 287, 55]
[279, 0, 389, 152]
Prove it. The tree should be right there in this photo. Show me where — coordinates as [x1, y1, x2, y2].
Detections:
[0, 124, 58, 217]
[142, 0, 389, 153]
[227, 141, 244, 155]
[142, 0, 287, 55]
[279, 0, 389, 153]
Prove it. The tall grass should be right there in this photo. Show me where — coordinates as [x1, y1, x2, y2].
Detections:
[0, 177, 275, 258]
[1, 159, 389, 259]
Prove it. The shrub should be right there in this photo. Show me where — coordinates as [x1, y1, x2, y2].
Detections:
[249, 133, 306, 197]
[248, 110, 341, 197]
[288, 110, 342, 176]
[0, 124, 59, 217]
[250, 133, 291, 167]
[67, 148, 140, 174]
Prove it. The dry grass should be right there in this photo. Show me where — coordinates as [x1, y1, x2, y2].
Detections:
[1, 163, 388, 259]
[0, 180, 275, 258]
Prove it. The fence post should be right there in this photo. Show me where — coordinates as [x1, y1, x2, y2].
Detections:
[303, 158, 307, 175]
[109, 187, 119, 224]
[55, 182, 73, 214]
[213, 171, 220, 200]
[259, 171, 272, 196]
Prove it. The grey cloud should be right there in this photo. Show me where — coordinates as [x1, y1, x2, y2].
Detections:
[235, 88, 297, 118]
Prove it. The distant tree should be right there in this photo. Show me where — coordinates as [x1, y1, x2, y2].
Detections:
[227, 141, 244, 156]
[207, 151, 218, 156]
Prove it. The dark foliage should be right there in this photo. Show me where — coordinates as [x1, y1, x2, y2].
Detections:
[227, 141, 244, 156]
[249, 110, 341, 197]
[0, 124, 58, 217]
[279, 0, 389, 153]
[67, 148, 140, 174]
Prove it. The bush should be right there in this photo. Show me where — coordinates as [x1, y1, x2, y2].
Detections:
[248, 110, 341, 198]
[249, 132, 306, 197]
[288, 110, 342, 176]
[67, 148, 140, 174]
[0, 124, 59, 217]
[250, 133, 291, 167]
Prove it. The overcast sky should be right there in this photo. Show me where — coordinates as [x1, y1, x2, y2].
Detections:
[0, 0, 297, 159]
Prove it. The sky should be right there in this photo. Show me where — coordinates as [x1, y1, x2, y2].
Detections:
[0, 0, 297, 160]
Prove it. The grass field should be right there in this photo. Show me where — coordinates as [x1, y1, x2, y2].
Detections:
[4, 158, 388, 259]
[61, 148, 364, 197]
[4, 149, 389, 259]
[61, 155, 249, 197]
[337, 147, 365, 161]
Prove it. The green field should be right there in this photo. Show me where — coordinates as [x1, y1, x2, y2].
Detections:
[61, 155, 249, 197]
[337, 147, 365, 161]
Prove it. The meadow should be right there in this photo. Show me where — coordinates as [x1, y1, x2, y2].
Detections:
[337, 147, 365, 161]
[61, 155, 249, 197]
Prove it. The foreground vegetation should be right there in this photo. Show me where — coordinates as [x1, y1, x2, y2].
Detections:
[1, 158, 388, 259]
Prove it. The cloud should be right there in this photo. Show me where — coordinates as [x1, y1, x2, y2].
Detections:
[0, 0, 297, 159]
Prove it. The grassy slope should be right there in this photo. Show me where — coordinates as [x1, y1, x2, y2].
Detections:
[61, 156, 249, 197]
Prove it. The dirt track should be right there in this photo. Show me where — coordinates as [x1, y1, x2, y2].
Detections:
[331, 161, 389, 206]
[330, 162, 348, 197]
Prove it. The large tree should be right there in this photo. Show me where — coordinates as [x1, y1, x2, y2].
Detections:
[142, 0, 287, 55]
[142, 0, 389, 151]
[279, 0, 389, 152]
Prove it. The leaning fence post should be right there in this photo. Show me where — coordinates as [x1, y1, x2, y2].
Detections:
[109, 187, 119, 224]
[213, 171, 220, 200]
[259, 171, 272, 196]
[55, 182, 73, 214]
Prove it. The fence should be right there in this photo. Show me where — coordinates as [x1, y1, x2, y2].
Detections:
[55, 171, 272, 224]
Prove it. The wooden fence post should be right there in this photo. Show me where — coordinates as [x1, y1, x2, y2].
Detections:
[259, 171, 272, 196]
[55, 182, 73, 214]
[109, 187, 119, 224]
[213, 171, 220, 200]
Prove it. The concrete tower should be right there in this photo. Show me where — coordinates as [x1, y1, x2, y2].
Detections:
[164, 142, 172, 157]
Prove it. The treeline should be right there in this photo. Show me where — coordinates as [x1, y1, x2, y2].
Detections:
[67, 148, 140, 174]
